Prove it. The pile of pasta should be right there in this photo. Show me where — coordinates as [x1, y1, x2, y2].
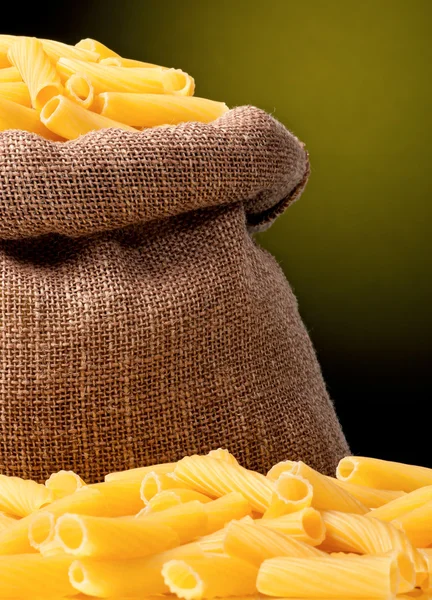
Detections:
[0, 451, 431, 599]
[0, 35, 228, 141]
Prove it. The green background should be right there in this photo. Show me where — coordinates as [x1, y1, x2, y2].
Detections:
[8, 0, 432, 464]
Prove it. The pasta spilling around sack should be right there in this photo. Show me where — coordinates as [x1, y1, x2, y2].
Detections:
[0, 35, 228, 140]
[0, 452, 431, 599]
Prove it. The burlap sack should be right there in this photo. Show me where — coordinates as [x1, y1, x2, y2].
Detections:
[0, 106, 348, 482]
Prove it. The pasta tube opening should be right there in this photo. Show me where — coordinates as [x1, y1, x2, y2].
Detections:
[162, 69, 195, 96]
[337, 457, 357, 481]
[69, 560, 86, 588]
[301, 507, 325, 540]
[41, 95, 61, 120]
[28, 512, 55, 550]
[162, 559, 203, 600]
[396, 551, 416, 592]
[45, 470, 86, 499]
[55, 514, 86, 554]
[65, 74, 94, 110]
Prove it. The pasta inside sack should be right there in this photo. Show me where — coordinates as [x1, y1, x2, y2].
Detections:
[0, 451, 431, 598]
[0, 34, 228, 140]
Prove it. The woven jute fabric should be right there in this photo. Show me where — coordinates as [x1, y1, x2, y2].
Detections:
[0, 106, 349, 482]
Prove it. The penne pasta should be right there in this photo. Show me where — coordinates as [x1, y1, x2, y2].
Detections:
[45, 470, 86, 500]
[224, 520, 325, 566]
[392, 499, 432, 548]
[0, 474, 53, 518]
[40, 38, 99, 63]
[65, 73, 94, 109]
[203, 492, 252, 533]
[367, 485, 432, 522]
[8, 37, 63, 110]
[257, 553, 406, 599]
[95, 92, 228, 127]
[105, 461, 176, 482]
[259, 507, 326, 546]
[40, 95, 137, 139]
[207, 448, 240, 465]
[69, 542, 204, 597]
[174, 455, 273, 513]
[329, 477, 405, 509]
[162, 555, 259, 600]
[144, 489, 212, 514]
[140, 500, 208, 544]
[0, 82, 31, 106]
[75, 38, 119, 59]
[263, 473, 313, 519]
[141, 471, 185, 503]
[57, 58, 193, 95]
[337, 456, 432, 492]
[100, 56, 162, 68]
[0, 96, 62, 140]
[320, 511, 424, 591]
[291, 461, 369, 514]
[266, 460, 297, 481]
[0, 554, 74, 598]
[55, 512, 179, 558]
[88, 479, 145, 515]
[197, 528, 228, 554]
[0, 67, 21, 83]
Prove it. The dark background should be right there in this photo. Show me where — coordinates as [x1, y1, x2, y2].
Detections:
[5, 0, 431, 467]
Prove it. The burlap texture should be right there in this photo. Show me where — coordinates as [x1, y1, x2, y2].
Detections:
[0, 106, 349, 481]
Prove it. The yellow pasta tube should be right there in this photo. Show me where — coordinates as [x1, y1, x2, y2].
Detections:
[45, 470, 86, 500]
[40, 38, 99, 63]
[105, 461, 176, 482]
[292, 461, 369, 514]
[8, 37, 63, 110]
[141, 500, 208, 544]
[162, 555, 258, 600]
[257, 553, 404, 599]
[393, 499, 432, 547]
[174, 455, 273, 513]
[330, 477, 405, 508]
[100, 56, 161, 68]
[320, 511, 423, 591]
[197, 528, 227, 554]
[0, 34, 15, 68]
[263, 473, 313, 518]
[259, 507, 326, 546]
[0, 67, 21, 83]
[0, 82, 31, 107]
[337, 456, 432, 492]
[88, 479, 145, 516]
[69, 542, 204, 597]
[141, 471, 186, 503]
[95, 93, 228, 127]
[224, 520, 325, 566]
[0, 512, 16, 532]
[65, 74, 94, 109]
[2, 485, 137, 555]
[0, 35, 99, 64]
[28, 511, 56, 551]
[75, 38, 119, 59]
[144, 489, 212, 514]
[40, 95, 136, 140]
[207, 448, 240, 465]
[0, 474, 54, 517]
[266, 460, 297, 481]
[0, 96, 61, 141]
[368, 485, 432, 522]
[55, 513, 179, 558]
[203, 492, 252, 533]
[0, 554, 74, 598]
[57, 58, 192, 95]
